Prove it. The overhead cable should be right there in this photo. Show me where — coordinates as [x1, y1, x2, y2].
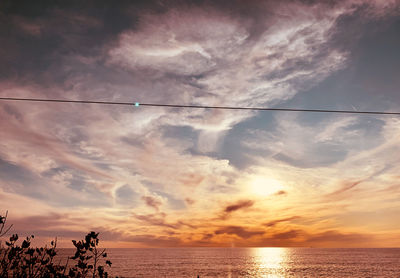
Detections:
[0, 97, 399, 116]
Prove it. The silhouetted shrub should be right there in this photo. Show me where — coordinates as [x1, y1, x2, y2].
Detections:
[0, 211, 112, 278]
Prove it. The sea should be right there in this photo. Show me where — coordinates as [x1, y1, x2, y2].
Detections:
[58, 248, 400, 277]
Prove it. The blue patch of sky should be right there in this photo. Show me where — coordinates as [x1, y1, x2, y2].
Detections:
[120, 135, 145, 148]
[0, 157, 39, 185]
[160, 112, 279, 170]
[161, 125, 198, 141]
[153, 190, 186, 210]
[115, 184, 139, 207]
[141, 178, 186, 210]
[161, 125, 199, 153]
[215, 111, 279, 169]
[41, 166, 67, 178]
[159, 15, 398, 170]
[0, 157, 111, 207]
[283, 18, 400, 112]
[273, 146, 348, 169]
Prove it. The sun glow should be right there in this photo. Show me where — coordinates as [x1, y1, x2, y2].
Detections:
[252, 248, 288, 276]
[249, 177, 284, 197]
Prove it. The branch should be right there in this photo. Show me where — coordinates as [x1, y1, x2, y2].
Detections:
[0, 210, 13, 237]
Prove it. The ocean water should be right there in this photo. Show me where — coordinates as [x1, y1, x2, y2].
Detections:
[60, 248, 400, 277]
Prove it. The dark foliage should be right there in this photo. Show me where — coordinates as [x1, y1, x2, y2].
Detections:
[0, 211, 113, 278]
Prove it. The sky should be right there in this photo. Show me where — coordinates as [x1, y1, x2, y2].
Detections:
[0, 0, 400, 248]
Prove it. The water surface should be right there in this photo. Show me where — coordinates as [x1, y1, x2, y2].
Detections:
[59, 248, 400, 277]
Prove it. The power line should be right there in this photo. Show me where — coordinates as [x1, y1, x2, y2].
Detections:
[0, 96, 399, 116]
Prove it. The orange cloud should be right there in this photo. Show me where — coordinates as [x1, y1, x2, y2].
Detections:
[141, 195, 162, 211]
[214, 225, 265, 239]
[264, 216, 301, 227]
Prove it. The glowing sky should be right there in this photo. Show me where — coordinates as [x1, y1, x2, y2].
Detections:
[1, 0, 400, 248]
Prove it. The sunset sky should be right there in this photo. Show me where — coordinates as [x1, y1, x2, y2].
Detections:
[1, 0, 400, 248]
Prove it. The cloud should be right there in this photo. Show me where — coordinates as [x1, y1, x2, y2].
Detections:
[224, 200, 254, 213]
[214, 225, 265, 239]
[131, 212, 195, 230]
[325, 179, 364, 196]
[1, 0, 400, 248]
[178, 173, 205, 187]
[184, 198, 195, 205]
[215, 199, 255, 220]
[304, 230, 373, 245]
[107, 0, 354, 155]
[141, 195, 163, 211]
[271, 229, 301, 240]
[264, 216, 301, 227]
[275, 190, 287, 196]
[0, 157, 39, 185]
[246, 228, 377, 247]
[122, 234, 183, 247]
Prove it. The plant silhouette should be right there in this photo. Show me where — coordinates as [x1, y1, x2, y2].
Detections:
[0, 211, 113, 278]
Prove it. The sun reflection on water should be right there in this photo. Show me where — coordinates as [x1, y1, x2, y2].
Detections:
[252, 248, 288, 277]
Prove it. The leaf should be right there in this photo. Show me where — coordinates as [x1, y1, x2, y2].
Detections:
[21, 240, 30, 249]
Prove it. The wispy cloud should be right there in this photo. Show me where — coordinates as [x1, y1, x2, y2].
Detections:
[214, 225, 265, 239]
[224, 200, 254, 213]
[0, 0, 399, 247]
[264, 216, 301, 227]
